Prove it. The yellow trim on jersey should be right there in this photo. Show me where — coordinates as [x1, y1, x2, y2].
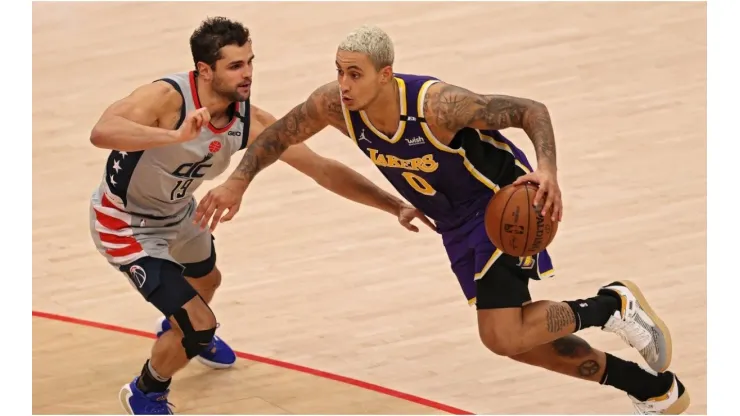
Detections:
[540, 269, 555, 278]
[359, 77, 407, 143]
[416, 79, 500, 192]
[474, 249, 503, 281]
[340, 97, 358, 143]
[467, 297, 477, 306]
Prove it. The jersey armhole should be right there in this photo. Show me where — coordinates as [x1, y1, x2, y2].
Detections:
[152, 78, 186, 129]
[238, 99, 251, 150]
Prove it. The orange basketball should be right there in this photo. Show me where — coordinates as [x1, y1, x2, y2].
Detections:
[484, 183, 558, 257]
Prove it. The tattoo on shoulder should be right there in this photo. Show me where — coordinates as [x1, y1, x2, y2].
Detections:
[425, 83, 534, 131]
[424, 83, 556, 164]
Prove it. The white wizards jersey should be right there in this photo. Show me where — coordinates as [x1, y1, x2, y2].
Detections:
[95, 71, 250, 220]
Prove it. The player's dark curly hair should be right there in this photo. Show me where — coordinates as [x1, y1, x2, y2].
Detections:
[190, 17, 251, 71]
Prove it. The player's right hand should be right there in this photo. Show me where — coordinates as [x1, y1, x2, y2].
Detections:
[397, 203, 437, 233]
[194, 178, 246, 232]
[175, 108, 211, 142]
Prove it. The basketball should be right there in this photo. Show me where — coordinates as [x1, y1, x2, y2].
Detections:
[484, 183, 558, 257]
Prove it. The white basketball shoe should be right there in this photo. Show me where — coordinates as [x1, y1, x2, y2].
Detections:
[629, 371, 691, 415]
[598, 280, 672, 372]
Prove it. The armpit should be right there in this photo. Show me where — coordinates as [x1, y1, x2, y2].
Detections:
[155, 83, 186, 130]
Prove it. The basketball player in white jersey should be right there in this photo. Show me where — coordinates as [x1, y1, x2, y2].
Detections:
[88, 17, 433, 415]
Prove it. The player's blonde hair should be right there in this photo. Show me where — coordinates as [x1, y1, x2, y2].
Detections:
[337, 25, 395, 70]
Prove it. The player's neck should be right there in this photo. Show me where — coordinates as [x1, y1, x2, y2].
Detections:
[364, 81, 400, 130]
[195, 78, 233, 120]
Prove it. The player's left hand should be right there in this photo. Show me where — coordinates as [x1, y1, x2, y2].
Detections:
[512, 168, 562, 222]
[194, 179, 247, 232]
[397, 204, 437, 233]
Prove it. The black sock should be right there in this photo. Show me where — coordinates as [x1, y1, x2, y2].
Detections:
[136, 360, 172, 394]
[600, 353, 674, 401]
[564, 292, 620, 331]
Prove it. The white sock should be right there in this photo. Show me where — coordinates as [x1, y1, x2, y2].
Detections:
[147, 360, 170, 382]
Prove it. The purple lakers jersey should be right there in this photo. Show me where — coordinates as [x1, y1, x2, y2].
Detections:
[340, 73, 534, 232]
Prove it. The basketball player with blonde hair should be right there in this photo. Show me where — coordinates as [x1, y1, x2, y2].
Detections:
[88, 18, 432, 415]
[195, 25, 691, 414]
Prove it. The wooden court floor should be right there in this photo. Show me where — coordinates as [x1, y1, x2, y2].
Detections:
[32, 2, 706, 414]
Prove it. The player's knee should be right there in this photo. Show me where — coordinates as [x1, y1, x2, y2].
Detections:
[205, 267, 222, 291]
[173, 296, 218, 359]
[479, 325, 524, 357]
[188, 267, 222, 300]
[480, 334, 520, 357]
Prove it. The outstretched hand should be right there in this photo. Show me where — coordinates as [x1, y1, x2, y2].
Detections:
[397, 204, 437, 233]
[193, 179, 247, 232]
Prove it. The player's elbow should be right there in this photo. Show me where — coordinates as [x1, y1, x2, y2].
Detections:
[311, 159, 337, 188]
[516, 100, 550, 133]
[89, 124, 108, 148]
[89, 119, 117, 149]
[524, 100, 550, 120]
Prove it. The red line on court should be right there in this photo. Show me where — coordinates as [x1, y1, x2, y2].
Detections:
[32, 310, 474, 415]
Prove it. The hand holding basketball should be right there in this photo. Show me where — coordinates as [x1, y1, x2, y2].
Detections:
[512, 168, 562, 222]
[484, 183, 559, 257]
[176, 108, 211, 143]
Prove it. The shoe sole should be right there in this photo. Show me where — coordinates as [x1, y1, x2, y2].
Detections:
[196, 355, 236, 369]
[119, 383, 134, 415]
[665, 388, 691, 415]
[615, 280, 673, 372]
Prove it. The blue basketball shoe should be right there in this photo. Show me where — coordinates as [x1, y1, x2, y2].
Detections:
[155, 316, 236, 369]
[119, 377, 173, 415]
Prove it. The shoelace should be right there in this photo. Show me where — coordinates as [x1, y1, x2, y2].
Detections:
[605, 316, 660, 365]
[606, 316, 653, 349]
[632, 401, 660, 415]
[147, 398, 176, 415]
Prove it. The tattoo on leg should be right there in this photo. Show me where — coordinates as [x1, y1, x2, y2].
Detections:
[545, 303, 575, 333]
[578, 360, 601, 377]
[551, 335, 593, 358]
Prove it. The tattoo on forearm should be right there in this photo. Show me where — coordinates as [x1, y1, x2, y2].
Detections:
[232, 105, 302, 183]
[545, 303, 576, 333]
[426, 84, 556, 166]
[525, 106, 556, 165]
[233, 83, 344, 184]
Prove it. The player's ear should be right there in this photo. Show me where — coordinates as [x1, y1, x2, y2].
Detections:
[196, 61, 213, 81]
[379, 65, 393, 83]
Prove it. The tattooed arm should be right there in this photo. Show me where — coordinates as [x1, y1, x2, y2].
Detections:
[193, 83, 339, 230]
[228, 82, 342, 190]
[193, 82, 436, 232]
[424, 82, 562, 220]
[252, 104, 430, 224]
[424, 82, 557, 171]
